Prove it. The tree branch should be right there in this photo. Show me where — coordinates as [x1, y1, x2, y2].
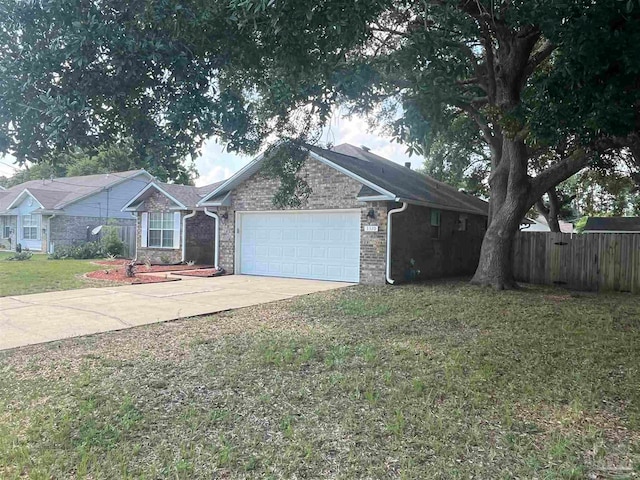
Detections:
[454, 101, 501, 159]
[478, 22, 497, 104]
[524, 40, 555, 77]
[529, 148, 590, 205]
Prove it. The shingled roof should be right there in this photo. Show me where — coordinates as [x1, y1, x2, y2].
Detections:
[0, 170, 151, 212]
[122, 180, 225, 211]
[583, 217, 640, 232]
[321, 144, 488, 215]
[198, 143, 488, 216]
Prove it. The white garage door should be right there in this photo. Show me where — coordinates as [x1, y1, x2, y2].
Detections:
[238, 210, 360, 282]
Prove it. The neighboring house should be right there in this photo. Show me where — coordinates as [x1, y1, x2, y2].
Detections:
[125, 143, 488, 285]
[122, 181, 224, 265]
[583, 217, 640, 233]
[0, 170, 152, 252]
[521, 215, 574, 233]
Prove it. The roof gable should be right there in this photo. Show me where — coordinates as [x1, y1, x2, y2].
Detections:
[0, 170, 152, 212]
[198, 143, 488, 216]
[122, 180, 224, 211]
[6, 189, 45, 210]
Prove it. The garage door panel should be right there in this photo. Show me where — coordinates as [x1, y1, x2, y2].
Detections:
[283, 229, 297, 241]
[327, 247, 345, 260]
[311, 247, 326, 259]
[281, 263, 295, 275]
[344, 247, 360, 261]
[296, 246, 311, 258]
[296, 264, 311, 276]
[311, 264, 327, 276]
[239, 211, 360, 282]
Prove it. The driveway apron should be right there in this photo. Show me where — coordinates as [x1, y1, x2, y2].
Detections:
[0, 275, 351, 350]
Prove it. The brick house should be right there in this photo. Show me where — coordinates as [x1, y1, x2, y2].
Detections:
[0, 170, 152, 253]
[126, 143, 487, 284]
[122, 181, 223, 265]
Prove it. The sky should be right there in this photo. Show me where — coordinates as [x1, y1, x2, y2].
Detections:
[0, 114, 421, 186]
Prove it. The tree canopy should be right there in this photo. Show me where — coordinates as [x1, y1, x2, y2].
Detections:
[1, 0, 638, 286]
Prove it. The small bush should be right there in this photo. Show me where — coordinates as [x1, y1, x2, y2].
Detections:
[101, 225, 124, 257]
[48, 242, 105, 260]
[6, 251, 33, 261]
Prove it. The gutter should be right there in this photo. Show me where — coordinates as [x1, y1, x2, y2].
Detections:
[203, 208, 220, 268]
[181, 210, 197, 262]
[385, 201, 408, 285]
[47, 214, 56, 254]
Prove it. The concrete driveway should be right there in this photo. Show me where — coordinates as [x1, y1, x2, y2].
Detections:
[0, 275, 351, 351]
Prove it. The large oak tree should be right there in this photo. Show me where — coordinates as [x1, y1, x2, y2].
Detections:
[0, 0, 638, 287]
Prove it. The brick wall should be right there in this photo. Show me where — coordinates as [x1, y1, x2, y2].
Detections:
[50, 215, 135, 251]
[135, 191, 183, 264]
[390, 204, 486, 281]
[218, 156, 388, 285]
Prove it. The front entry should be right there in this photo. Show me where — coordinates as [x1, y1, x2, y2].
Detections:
[184, 211, 216, 265]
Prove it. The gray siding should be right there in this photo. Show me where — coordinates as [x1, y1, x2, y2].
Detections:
[62, 172, 151, 219]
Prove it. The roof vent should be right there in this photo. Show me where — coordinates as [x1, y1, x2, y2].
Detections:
[361, 145, 371, 152]
[404, 162, 412, 169]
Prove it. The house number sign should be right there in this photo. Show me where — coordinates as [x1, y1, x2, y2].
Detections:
[364, 225, 379, 232]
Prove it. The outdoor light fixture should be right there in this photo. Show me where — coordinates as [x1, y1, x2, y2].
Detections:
[367, 208, 376, 219]
[221, 212, 229, 220]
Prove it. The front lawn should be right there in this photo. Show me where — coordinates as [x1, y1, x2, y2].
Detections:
[0, 252, 104, 297]
[1, 282, 639, 478]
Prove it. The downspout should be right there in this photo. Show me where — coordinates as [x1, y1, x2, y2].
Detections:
[48, 214, 56, 254]
[181, 210, 197, 262]
[385, 201, 408, 285]
[129, 212, 138, 258]
[203, 208, 220, 269]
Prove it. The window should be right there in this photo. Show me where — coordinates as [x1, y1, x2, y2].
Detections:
[22, 214, 40, 240]
[458, 214, 468, 231]
[148, 212, 174, 248]
[430, 209, 441, 239]
[0, 217, 12, 238]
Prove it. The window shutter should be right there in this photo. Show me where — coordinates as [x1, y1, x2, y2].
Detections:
[173, 212, 181, 248]
[141, 212, 148, 247]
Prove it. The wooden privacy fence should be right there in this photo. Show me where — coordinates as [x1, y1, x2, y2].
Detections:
[513, 232, 640, 293]
[114, 225, 136, 259]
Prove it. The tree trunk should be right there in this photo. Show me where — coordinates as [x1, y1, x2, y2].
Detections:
[535, 188, 561, 232]
[470, 204, 523, 289]
[471, 136, 532, 289]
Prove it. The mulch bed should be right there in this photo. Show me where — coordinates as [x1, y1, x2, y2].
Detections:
[141, 264, 214, 273]
[174, 268, 225, 278]
[92, 260, 213, 273]
[85, 268, 181, 285]
[93, 259, 132, 266]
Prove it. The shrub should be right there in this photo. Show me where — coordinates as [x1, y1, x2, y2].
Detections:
[101, 225, 124, 257]
[6, 251, 32, 261]
[48, 241, 105, 260]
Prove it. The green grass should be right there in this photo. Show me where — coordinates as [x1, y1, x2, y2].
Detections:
[1, 281, 639, 478]
[0, 252, 103, 297]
